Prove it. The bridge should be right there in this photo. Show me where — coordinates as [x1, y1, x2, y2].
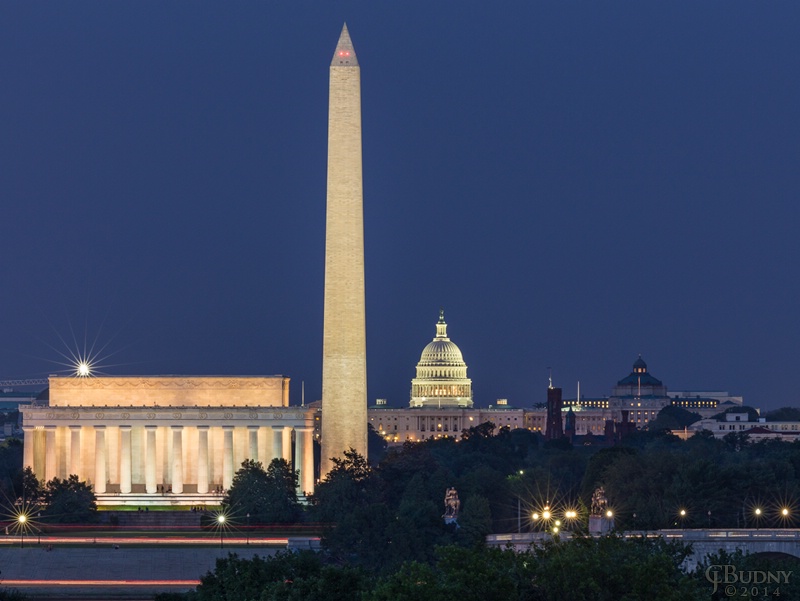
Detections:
[486, 529, 800, 570]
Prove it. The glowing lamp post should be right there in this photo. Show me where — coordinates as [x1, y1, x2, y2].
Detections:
[17, 513, 27, 548]
[679, 509, 687, 530]
[754, 508, 762, 530]
[564, 509, 578, 531]
[218, 515, 226, 548]
[532, 505, 562, 535]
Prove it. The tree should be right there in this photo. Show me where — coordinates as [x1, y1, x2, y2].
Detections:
[384, 473, 448, 567]
[20, 467, 43, 504]
[457, 495, 492, 547]
[263, 458, 301, 523]
[580, 446, 637, 501]
[711, 406, 760, 422]
[367, 423, 388, 465]
[722, 431, 750, 451]
[763, 406, 800, 422]
[42, 475, 97, 523]
[158, 550, 371, 601]
[649, 406, 702, 432]
[369, 546, 535, 601]
[528, 535, 702, 601]
[695, 548, 800, 600]
[222, 458, 300, 524]
[0, 438, 23, 498]
[311, 448, 375, 524]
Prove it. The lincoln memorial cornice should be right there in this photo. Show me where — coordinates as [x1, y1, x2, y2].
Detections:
[47, 375, 291, 408]
[23, 406, 314, 426]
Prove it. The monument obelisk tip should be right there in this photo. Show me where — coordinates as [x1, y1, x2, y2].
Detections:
[331, 23, 358, 67]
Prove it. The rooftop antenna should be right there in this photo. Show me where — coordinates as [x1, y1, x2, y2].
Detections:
[301, 381, 305, 407]
[577, 380, 580, 404]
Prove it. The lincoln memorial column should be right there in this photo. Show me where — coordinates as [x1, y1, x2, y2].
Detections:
[45, 426, 57, 481]
[248, 426, 259, 462]
[197, 425, 209, 494]
[172, 426, 183, 494]
[294, 427, 315, 496]
[145, 426, 157, 494]
[69, 426, 81, 478]
[120, 426, 132, 494]
[222, 426, 234, 491]
[95, 426, 107, 494]
[282, 426, 293, 462]
[271, 425, 283, 463]
[22, 426, 34, 471]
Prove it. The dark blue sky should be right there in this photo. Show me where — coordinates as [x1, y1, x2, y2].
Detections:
[2, 2, 799, 411]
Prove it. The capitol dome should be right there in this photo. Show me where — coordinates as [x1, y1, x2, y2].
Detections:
[409, 310, 473, 408]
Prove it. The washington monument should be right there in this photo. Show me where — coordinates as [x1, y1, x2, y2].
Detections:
[321, 24, 368, 476]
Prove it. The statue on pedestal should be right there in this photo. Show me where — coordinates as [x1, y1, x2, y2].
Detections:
[588, 486, 613, 534]
[590, 486, 608, 517]
[443, 487, 460, 524]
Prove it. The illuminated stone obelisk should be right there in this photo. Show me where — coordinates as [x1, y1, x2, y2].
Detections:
[321, 24, 368, 477]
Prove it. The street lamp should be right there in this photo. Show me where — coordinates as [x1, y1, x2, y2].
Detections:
[218, 514, 226, 548]
[246, 513, 250, 545]
[754, 508, 762, 530]
[679, 509, 687, 530]
[531, 505, 559, 534]
[17, 514, 26, 549]
[564, 509, 578, 531]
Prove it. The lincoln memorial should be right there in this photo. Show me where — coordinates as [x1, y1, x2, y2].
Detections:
[20, 375, 316, 506]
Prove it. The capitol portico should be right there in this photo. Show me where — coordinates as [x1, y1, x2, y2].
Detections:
[21, 376, 316, 505]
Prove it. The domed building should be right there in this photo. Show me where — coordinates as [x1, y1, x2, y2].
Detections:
[409, 310, 473, 408]
[611, 355, 668, 398]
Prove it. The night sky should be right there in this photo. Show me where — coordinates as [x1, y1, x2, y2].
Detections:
[2, 2, 799, 411]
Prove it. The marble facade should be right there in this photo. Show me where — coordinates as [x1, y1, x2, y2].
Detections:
[21, 376, 315, 503]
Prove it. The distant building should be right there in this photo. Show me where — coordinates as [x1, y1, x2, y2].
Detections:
[563, 356, 740, 426]
[0, 388, 39, 412]
[365, 312, 518, 444]
[409, 310, 473, 409]
[690, 412, 800, 441]
[670, 390, 742, 418]
[545, 386, 563, 440]
[606, 356, 671, 426]
[21, 375, 315, 506]
[362, 336, 743, 445]
[369, 403, 525, 444]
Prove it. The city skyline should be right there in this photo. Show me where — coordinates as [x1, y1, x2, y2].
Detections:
[2, 3, 799, 411]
